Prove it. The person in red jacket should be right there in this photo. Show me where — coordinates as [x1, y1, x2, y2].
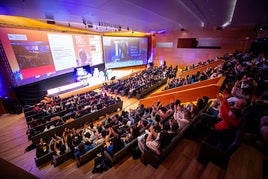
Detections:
[215, 91, 242, 131]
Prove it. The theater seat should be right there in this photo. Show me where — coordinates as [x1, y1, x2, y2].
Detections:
[197, 128, 242, 169]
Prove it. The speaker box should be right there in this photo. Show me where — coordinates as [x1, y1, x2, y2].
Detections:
[3, 98, 22, 114]
[177, 38, 198, 48]
[47, 20, 55, 24]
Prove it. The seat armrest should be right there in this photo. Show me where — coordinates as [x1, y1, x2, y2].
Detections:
[198, 127, 242, 169]
[143, 146, 162, 168]
[103, 150, 113, 166]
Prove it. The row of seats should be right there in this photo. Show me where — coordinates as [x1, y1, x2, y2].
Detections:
[24, 91, 99, 126]
[141, 102, 211, 168]
[33, 101, 123, 167]
[32, 101, 123, 145]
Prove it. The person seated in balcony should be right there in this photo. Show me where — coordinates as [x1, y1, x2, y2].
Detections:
[214, 91, 243, 132]
[73, 110, 81, 119]
[49, 133, 62, 148]
[73, 142, 93, 159]
[230, 74, 256, 105]
[124, 125, 140, 144]
[137, 120, 149, 134]
[158, 106, 171, 121]
[173, 103, 191, 130]
[43, 124, 55, 132]
[145, 126, 170, 155]
[35, 138, 49, 158]
[204, 91, 243, 148]
[52, 136, 68, 156]
[28, 117, 39, 128]
[41, 93, 52, 104]
[104, 126, 124, 156]
[93, 129, 107, 147]
[137, 120, 164, 154]
[200, 99, 220, 130]
[168, 118, 179, 136]
[54, 117, 64, 126]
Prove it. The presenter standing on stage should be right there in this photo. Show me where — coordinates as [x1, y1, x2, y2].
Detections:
[103, 68, 109, 81]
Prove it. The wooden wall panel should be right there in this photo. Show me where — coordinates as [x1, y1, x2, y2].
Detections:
[150, 76, 223, 97]
[155, 27, 258, 68]
[139, 84, 220, 108]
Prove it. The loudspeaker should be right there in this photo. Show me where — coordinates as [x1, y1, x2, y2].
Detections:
[0, 97, 7, 115]
[3, 98, 22, 114]
[177, 38, 198, 48]
[47, 20, 55, 24]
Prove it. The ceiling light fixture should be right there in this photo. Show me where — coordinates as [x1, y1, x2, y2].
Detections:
[222, 0, 237, 28]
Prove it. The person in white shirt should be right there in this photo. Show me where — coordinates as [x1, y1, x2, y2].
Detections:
[173, 103, 191, 130]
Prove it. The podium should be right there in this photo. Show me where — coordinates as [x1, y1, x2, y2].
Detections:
[80, 76, 89, 86]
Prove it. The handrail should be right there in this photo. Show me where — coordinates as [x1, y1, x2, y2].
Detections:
[179, 59, 225, 78]
[150, 76, 223, 97]
[139, 84, 223, 108]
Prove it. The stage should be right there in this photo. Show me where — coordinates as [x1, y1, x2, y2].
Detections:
[48, 68, 143, 99]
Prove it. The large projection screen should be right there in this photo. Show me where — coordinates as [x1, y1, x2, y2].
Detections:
[0, 27, 103, 87]
[103, 36, 148, 68]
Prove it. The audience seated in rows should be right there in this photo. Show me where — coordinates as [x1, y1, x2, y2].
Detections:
[35, 138, 50, 158]
[34, 120, 108, 161]
[196, 49, 268, 158]
[137, 98, 199, 156]
[181, 58, 220, 72]
[32, 46, 268, 169]
[26, 91, 121, 139]
[164, 64, 223, 91]
[101, 65, 176, 98]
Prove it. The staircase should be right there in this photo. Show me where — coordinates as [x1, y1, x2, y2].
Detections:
[89, 140, 263, 179]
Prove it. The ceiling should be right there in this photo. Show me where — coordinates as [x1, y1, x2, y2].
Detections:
[0, 0, 267, 33]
